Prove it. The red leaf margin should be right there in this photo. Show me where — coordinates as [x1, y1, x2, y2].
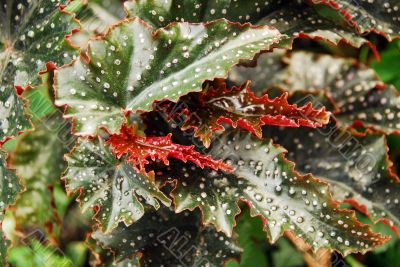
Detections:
[340, 127, 400, 238]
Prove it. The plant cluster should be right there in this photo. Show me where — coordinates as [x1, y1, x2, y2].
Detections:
[1, 0, 400, 266]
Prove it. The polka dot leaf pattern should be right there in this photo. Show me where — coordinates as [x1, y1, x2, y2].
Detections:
[0, 77, 30, 143]
[312, 0, 400, 41]
[154, 130, 388, 256]
[265, 122, 400, 236]
[124, 0, 282, 26]
[0, 0, 81, 141]
[87, 235, 141, 267]
[125, 0, 371, 49]
[55, 17, 283, 135]
[91, 207, 242, 266]
[158, 80, 330, 148]
[0, 0, 80, 87]
[0, 150, 22, 266]
[63, 135, 171, 232]
[107, 124, 232, 172]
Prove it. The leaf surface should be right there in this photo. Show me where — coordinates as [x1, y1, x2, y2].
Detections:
[69, 0, 126, 49]
[55, 17, 283, 135]
[0, 151, 21, 202]
[91, 207, 242, 266]
[0, 0, 80, 87]
[312, 0, 400, 40]
[63, 135, 171, 232]
[125, 0, 370, 48]
[8, 240, 74, 267]
[0, 80, 30, 143]
[231, 51, 400, 135]
[158, 80, 330, 147]
[265, 123, 400, 235]
[107, 125, 232, 171]
[0, 149, 22, 265]
[10, 115, 75, 235]
[0, 232, 10, 267]
[153, 129, 388, 255]
[0, 0, 80, 141]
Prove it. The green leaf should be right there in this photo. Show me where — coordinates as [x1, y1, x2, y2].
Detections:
[8, 240, 74, 267]
[0, 152, 19, 194]
[265, 123, 400, 236]
[65, 242, 88, 267]
[231, 51, 400, 135]
[125, 0, 370, 48]
[91, 207, 242, 266]
[0, 0, 80, 88]
[22, 76, 58, 123]
[0, 149, 22, 266]
[0, 81, 30, 143]
[73, 0, 126, 33]
[0, 0, 81, 141]
[229, 48, 286, 94]
[10, 115, 75, 236]
[69, 0, 126, 49]
[154, 129, 388, 255]
[311, 0, 400, 41]
[0, 231, 10, 267]
[371, 40, 400, 90]
[86, 234, 140, 267]
[226, 206, 304, 267]
[55, 17, 284, 135]
[124, 0, 279, 26]
[63, 135, 171, 232]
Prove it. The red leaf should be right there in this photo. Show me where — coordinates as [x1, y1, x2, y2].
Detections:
[107, 125, 232, 172]
[157, 81, 330, 147]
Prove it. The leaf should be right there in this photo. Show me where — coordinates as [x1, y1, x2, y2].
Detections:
[371, 40, 400, 90]
[0, 151, 22, 210]
[10, 115, 75, 235]
[63, 135, 171, 232]
[0, 149, 22, 265]
[231, 51, 400, 135]
[91, 207, 242, 266]
[226, 205, 304, 267]
[73, 0, 126, 33]
[87, 234, 140, 267]
[125, 0, 371, 49]
[125, 0, 279, 26]
[311, 0, 400, 41]
[107, 124, 232, 171]
[0, 228, 10, 267]
[55, 17, 284, 135]
[68, 0, 126, 49]
[264, 122, 400, 236]
[8, 240, 74, 267]
[22, 82, 58, 123]
[159, 80, 330, 147]
[0, 82, 30, 143]
[229, 48, 287, 94]
[0, 0, 80, 141]
[0, 0, 80, 88]
[153, 129, 388, 255]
